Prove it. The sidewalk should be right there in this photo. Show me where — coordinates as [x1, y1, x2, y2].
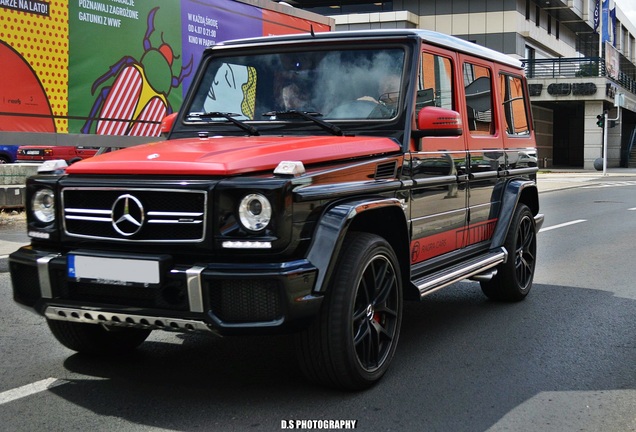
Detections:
[537, 167, 636, 193]
[3, 168, 636, 271]
[0, 214, 27, 272]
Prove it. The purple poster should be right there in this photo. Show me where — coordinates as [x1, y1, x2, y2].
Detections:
[180, 0, 263, 95]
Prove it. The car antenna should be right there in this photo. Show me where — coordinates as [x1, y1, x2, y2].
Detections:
[310, 25, 315, 37]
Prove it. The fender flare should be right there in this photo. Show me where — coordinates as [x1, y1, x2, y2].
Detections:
[306, 197, 407, 293]
[490, 179, 541, 249]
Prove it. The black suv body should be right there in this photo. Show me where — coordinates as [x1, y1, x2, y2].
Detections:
[10, 29, 543, 390]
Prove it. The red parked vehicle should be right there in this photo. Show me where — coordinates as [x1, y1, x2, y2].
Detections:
[16, 145, 98, 164]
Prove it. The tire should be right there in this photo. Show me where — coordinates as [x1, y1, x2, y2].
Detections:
[481, 203, 537, 302]
[0, 156, 9, 164]
[47, 319, 151, 355]
[295, 232, 403, 390]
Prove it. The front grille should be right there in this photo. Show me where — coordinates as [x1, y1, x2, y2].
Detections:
[209, 279, 282, 323]
[62, 188, 207, 242]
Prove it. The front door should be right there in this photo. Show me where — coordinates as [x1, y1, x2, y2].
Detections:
[408, 47, 468, 268]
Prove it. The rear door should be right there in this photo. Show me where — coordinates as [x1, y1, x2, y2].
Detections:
[459, 55, 503, 249]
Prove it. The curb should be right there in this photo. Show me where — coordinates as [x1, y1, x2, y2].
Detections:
[0, 254, 9, 273]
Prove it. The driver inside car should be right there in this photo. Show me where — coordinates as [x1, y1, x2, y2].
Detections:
[328, 73, 401, 119]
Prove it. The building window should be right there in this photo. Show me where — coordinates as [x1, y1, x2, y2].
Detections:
[525, 0, 530, 20]
[556, 20, 560, 39]
[535, 5, 540, 27]
[302, 1, 393, 15]
[547, 15, 551, 35]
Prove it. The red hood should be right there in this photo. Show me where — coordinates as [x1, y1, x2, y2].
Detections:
[66, 135, 401, 175]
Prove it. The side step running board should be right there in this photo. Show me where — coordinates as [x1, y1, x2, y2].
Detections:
[413, 247, 508, 298]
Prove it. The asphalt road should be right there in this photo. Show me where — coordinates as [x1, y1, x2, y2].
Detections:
[1, 180, 635, 431]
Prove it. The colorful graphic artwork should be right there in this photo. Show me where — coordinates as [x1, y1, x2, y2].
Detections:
[0, 41, 56, 132]
[0, 0, 331, 137]
[0, 2, 68, 132]
[77, 7, 193, 137]
[68, 2, 188, 136]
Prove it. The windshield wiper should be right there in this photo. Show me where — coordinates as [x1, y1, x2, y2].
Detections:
[190, 112, 260, 136]
[262, 110, 343, 136]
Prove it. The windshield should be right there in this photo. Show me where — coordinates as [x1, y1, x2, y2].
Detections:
[186, 47, 406, 123]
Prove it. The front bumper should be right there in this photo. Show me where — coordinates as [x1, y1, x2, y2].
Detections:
[9, 246, 322, 335]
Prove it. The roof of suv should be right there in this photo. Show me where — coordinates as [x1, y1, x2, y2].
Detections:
[214, 29, 523, 70]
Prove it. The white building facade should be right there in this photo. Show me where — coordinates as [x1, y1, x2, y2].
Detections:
[290, 0, 636, 169]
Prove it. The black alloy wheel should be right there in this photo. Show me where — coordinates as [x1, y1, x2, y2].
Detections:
[296, 232, 403, 390]
[481, 203, 537, 301]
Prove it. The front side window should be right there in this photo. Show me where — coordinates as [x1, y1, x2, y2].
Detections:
[499, 74, 530, 136]
[417, 52, 454, 115]
[186, 47, 406, 124]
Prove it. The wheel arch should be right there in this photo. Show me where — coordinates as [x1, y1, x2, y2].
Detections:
[306, 197, 411, 296]
[348, 205, 411, 295]
[490, 179, 539, 249]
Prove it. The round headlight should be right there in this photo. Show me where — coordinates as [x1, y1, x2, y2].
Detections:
[238, 193, 272, 232]
[32, 188, 56, 224]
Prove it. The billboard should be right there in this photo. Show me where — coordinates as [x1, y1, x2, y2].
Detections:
[0, 0, 331, 138]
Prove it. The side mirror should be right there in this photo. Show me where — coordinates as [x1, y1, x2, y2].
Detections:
[412, 107, 463, 150]
[160, 112, 177, 137]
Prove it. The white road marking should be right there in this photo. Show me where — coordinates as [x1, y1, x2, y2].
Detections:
[0, 378, 65, 405]
[539, 219, 587, 233]
[582, 181, 636, 189]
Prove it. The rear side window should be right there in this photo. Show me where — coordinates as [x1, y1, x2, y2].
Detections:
[417, 52, 454, 115]
[463, 63, 493, 135]
[499, 74, 530, 136]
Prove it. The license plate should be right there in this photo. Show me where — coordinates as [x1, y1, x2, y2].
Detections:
[67, 254, 160, 285]
[26, 150, 41, 155]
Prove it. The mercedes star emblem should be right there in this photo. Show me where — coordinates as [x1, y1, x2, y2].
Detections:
[111, 194, 145, 236]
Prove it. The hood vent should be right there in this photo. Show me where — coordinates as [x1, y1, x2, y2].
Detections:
[375, 161, 397, 180]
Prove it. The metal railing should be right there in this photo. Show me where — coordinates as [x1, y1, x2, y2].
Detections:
[616, 70, 636, 94]
[524, 57, 636, 95]
[524, 57, 605, 79]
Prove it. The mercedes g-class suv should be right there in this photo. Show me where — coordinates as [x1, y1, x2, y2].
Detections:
[10, 29, 543, 390]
